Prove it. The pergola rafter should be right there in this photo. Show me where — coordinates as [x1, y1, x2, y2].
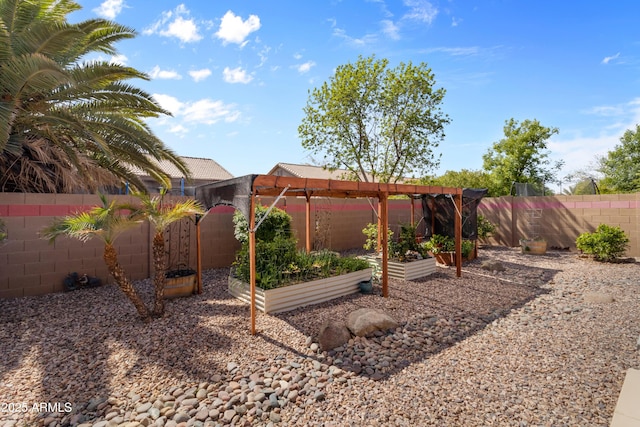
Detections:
[194, 174, 463, 335]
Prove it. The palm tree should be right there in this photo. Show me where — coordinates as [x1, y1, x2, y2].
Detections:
[0, 0, 190, 193]
[132, 191, 205, 317]
[42, 193, 151, 322]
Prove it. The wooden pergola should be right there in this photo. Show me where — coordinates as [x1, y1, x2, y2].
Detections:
[194, 174, 463, 335]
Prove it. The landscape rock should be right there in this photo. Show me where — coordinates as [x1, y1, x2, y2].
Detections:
[318, 320, 352, 351]
[480, 260, 505, 271]
[346, 308, 399, 337]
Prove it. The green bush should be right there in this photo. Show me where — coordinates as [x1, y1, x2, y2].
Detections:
[233, 205, 292, 243]
[461, 240, 475, 258]
[576, 224, 629, 262]
[477, 214, 496, 240]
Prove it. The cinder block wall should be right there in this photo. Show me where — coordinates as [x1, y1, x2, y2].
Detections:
[0, 193, 239, 298]
[478, 194, 639, 256]
[2, 192, 637, 299]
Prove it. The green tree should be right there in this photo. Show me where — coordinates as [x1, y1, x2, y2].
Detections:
[299, 55, 449, 183]
[597, 124, 640, 193]
[132, 191, 204, 317]
[42, 194, 151, 321]
[419, 169, 499, 196]
[482, 118, 562, 195]
[0, 0, 189, 193]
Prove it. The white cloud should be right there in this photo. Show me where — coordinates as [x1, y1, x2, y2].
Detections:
[223, 67, 253, 84]
[152, 94, 184, 115]
[332, 27, 378, 47]
[601, 52, 620, 64]
[216, 10, 261, 45]
[381, 20, 401, 40]
[93, 0, 125, 19]
[182, 99, 240, 124]
[296, 61, 316, 74]
[293, 53, 303, 60]
[152, 94, 241, 127]
[424, 46, 480, 56]
[149, 66, 182, 80]
[451, 17, 461, 27]
[169, 124, 189, 135]
[144, 5, 202, 43]
[189, 68, 212, 82]
[109, 54, 128, 65]
[403, 0, 438, 24]
[550, 97, 640, 185]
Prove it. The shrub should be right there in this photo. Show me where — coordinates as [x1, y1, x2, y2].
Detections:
[576, 224, 629, 262]
[461, 240, 475, 258]
[477, 214, 496, 240]
[233, 205, 292, 244]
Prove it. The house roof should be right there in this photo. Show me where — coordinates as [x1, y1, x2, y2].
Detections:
[134, 156, 234, 182]
[267, 162, 374, 181]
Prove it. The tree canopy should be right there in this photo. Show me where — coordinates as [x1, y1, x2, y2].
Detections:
[0, 0, 189, 192]
[597, 124, 640, 193]
[298, 55, 449, 183]
[482, 118, 562, 195]
[418, 169, 499, 196]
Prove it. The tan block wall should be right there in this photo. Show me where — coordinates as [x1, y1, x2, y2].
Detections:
[0, 193, 239, 299]
[2, 192, 637, 299]
[479, 194, 639, 256]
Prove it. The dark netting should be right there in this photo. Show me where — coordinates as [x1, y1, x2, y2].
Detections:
[514, 182, 543, 196]
[194, 175, 257, 220]
[421, 188, 488, 240]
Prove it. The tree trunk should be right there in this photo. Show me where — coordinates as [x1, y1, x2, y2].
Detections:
[103, 243, 151, 322]
[151, 232, 166, 317]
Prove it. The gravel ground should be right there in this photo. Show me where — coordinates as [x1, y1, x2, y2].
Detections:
[0, 246, 638, 427]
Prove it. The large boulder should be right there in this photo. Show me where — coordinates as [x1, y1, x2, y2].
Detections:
[318, 320, 352, 351]
[481, 261, 505, 272]
[346, 308, 399, 337]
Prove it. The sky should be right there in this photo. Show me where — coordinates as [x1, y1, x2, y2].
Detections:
[71, 1, 640, 191]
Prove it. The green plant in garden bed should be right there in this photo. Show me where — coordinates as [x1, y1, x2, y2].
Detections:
[576, 224, 629, 262]
[233, 207, 369, 290]
[422, 234, 455, 254]
[362, 222, 429, 261]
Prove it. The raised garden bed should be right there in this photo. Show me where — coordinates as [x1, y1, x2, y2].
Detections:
[228, 268, 372, 314]
[361, 255, 436, 281]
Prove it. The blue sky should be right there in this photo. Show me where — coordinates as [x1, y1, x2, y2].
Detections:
[72, 1, 640, 190]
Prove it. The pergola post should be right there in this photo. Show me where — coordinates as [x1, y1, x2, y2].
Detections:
[305, 192, 312, 253]
[249, 194, 257, 335]
[455, 191, 462, 277]
[195, 214, 202, 294]
[410, 197, 415, 227]
[380, 192, 389, 298]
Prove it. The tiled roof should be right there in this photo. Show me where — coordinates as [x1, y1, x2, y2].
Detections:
[267, 163, 372, 181]
[133, 156, 233, 181]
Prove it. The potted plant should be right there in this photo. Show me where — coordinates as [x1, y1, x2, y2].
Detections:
[519, 237, 547, 254]
[422, 234, 476, 265]
[477, 214, 496, 246]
